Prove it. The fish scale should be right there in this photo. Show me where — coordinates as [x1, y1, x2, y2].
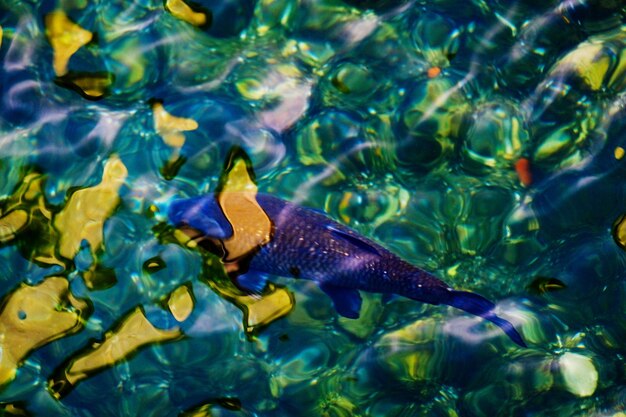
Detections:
[251, 195, 449, 293]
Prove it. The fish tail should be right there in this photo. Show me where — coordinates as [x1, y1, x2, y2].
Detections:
[445, 290, 527, 347]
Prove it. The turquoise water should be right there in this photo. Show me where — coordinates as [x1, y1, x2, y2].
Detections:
[1, 0, 626, 415]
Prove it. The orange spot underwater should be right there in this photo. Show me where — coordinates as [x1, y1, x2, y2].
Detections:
[515, 158, 532, 186]
[427, 66, 441, 78]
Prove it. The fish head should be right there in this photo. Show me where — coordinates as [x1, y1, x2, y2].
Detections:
[168, 195, 232, 239]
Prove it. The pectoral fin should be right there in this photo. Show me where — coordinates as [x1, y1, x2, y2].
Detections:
[233, 271, 269, 294]
[320, 284, 362, 319]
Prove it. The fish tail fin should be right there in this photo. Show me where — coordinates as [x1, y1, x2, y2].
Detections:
[446, 290, 527, 347]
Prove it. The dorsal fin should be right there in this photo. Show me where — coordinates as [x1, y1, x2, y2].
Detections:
[326, 225, 381, 257]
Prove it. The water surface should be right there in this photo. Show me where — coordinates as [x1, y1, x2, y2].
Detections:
[1, 0, 626, 416]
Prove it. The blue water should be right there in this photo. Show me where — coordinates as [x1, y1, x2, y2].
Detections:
[1, 0, 626, 416]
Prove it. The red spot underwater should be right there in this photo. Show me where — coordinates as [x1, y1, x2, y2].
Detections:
[515, 158, 532, 186]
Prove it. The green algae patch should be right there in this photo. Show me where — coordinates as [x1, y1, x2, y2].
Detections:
[48, 306, 182, 399]
[168, 283, 195, 322]
[558, 352, 598, 397]
[54, 155, 127, 261]
[153, 100, 199, 149]
[45, 10, 93, 76]
[55, 72, 115, 100]
[165, 0, 210, 27]
[0, 277, 91, 387]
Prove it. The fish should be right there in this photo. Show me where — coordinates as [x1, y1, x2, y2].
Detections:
[168, 149, 526, 347]
[527, 276, 566, 295]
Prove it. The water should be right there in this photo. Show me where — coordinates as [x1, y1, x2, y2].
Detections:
[1, 0, 626, 415]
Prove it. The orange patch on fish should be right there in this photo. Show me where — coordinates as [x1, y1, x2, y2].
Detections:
[216, 148, 273, 265]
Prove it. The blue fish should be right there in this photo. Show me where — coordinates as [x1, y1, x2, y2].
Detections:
[168, 152, 526, 347]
